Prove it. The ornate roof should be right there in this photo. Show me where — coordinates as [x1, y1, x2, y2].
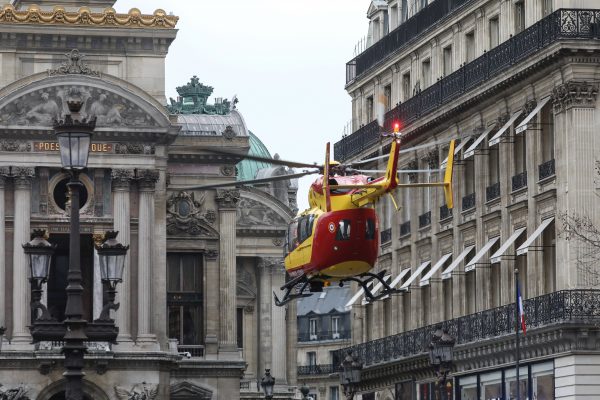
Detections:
[175, 110, 248, 137]
[167, 76, 233, 115]
[0, 4, 178, 29]
[236, 131, 272, 181]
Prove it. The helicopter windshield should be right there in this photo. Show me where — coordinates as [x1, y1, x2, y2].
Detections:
[287, 220, 299, 253]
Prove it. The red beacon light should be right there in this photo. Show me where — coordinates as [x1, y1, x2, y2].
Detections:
[393, 122, 401, 133]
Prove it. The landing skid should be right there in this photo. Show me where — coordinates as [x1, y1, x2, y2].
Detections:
[339, 270, 401, 303]
[273, 269, 400, 307]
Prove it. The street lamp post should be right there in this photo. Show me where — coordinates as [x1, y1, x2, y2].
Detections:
[261, 368, 275, 399]
[24, 100, 128, 400]
[340, 352, 362, 400]
[428, 329, 455, 400]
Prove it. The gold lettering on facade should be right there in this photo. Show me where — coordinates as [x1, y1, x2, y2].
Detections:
[34, 142, 113, 153]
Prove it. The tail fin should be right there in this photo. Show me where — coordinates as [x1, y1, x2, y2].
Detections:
[383, 136, 401, 191]
[443, 140, 455, 209]
[324, 142, 331, 212]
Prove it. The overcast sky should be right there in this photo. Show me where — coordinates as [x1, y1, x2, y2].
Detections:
[114, 0, 368, 210]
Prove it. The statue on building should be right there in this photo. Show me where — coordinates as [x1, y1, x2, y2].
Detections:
[167, 76, 232, 115]
[88, 93, 124, 125]
[0, 384, 30, 400]
[114, 383, 158, 400]
[25, 92, 60, 125]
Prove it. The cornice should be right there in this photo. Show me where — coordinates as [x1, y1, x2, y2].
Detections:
[0, 4, 178, 29]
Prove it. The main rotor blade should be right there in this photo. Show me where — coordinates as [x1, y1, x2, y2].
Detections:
[182, 170, 318, 190]
[201, 148, 322, 169]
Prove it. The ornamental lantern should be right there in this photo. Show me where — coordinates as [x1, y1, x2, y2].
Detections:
[95, 231, 129, 284]
[22, 229, 56, 282]
[54, 100, 95, 171]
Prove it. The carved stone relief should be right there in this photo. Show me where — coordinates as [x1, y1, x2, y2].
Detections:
[215, 189, 240, 209]
[552, 81, 599, 113]
[166, 191, 217, 237]
[236, 197, 286, 226]
[220, 165, 235, 176]
[170, 382, 212, 400]
[114, 143, 156, 155]
[0, 85, 160, 128]
[237, 265, 256, 298]
[0, 385, 30, 400]
[114, 383, 158, 400]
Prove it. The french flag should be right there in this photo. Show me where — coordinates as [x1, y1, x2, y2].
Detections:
[517, 282, 527, 335]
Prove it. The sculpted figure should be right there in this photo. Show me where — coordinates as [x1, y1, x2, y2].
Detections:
[25, 92, 60, 125]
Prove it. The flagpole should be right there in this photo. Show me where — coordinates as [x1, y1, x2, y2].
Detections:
[515, 267, 520, 400]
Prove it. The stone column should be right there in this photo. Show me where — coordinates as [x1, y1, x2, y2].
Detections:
[216, 189, 240, 356]
[136, 169, 159, 347]
[92, 237, 102, 320]
[204, 249, 219, 358]
[270, 260, 287, 386]
[111, 169, 134, 344]
[11, 167, 34, 345]
[0, 170, 8, 335]
[258, 258, 273, 373]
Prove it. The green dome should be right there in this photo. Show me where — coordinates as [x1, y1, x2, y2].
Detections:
[237, 131, 272, 181]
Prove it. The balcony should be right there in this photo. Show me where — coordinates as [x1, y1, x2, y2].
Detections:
[380, 228, 392, 244]
[418, 211, 431, 228]
[335, 289, 600, 368]
[298, 329, 351, 343]
[346, 0, 476, 84]
[177, 345, 205, 358]
[512, 171, 528, 191]
[486, 182, 501, 202]
[439, 204, 452, 221]
[462, 192, 475, 211]
[297, 364, 337, 376]
[335, 9, 600, 162]
[539, 158, 555, 180]
[400, 221, 411, 236]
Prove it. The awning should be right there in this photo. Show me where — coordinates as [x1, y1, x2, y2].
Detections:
[516, 217, 554, 255]
[490, 227, 527, 264]
[441, 245, 475, 279]
[362, 275, 392, 305]
[380, 268, 412, 300]
[465, 237, 500, 272]
[420, 253, 453, 286]
[400, 260, 431, 290]
[489, 111, 523, 146]
[344, 281, 374, 308]
[463, 126, 496, 159]
[515, 97, 551, 134]
[441, 137, 472, 167]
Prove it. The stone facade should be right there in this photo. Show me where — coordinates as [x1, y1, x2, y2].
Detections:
[0, 1, 298, 399]
[335, 1, 600, 399]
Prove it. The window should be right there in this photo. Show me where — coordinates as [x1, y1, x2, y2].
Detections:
[541, 103, 555, 162]
[542, 221, 556, 294]
[465, 31, 475, 63]
[488, 143, 499, 184]
[542, 0, 553, 17]
[167, 253, 203, 346]
[489, 17, 500, 49]
[366, 96, 374, 122]
[390, 5, 398, 30]
[466, 268, 476, 314]
[489, 240, 501, 308]
[237, 307, 244, 349]
[442, 257, 453, 320]
[366, 218, 376, 240]
[443, 46, 453, 76]
[513, 132, 527, 174]
[505, 367, 529, 400]
[287, 219, 299, 253]
[307, 351, 317, 366]
[329, 386, 339, 400]
[309, 318, 318, 339]
[298, 215, 315, 245]
[419, 0, 427, 11]
[464, 158, 475, 195]
[402, 72, 411, 101]
[402, 173, 411, 221]
[384, 84, 392, 112]
[459, 375, 477, 400]
[401, 0, 408, 23]
[336, 220, 351, 241]
[332, 316, 340, 337]
[383, 10, 389, 36]
[515, 1, 525, 34]
[532, 362, 555, 400]
[481, 370, 502, 399]
[422, 59, 431, 88]
[395, 380, 414, 400]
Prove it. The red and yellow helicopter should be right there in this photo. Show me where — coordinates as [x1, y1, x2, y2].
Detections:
[191, 126, 455, 306]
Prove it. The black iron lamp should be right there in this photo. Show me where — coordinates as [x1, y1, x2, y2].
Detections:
[96, 231, 128, 285]
[299, 384, 311, 400]
[54, 100, 95, 171]
[429, 328, 455, 400]
[23, 229, 56, 321]
[261, 368, 275, 399]
[340, 352, 362, 400]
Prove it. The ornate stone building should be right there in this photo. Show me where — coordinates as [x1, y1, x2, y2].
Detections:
[0, 1, 298, 399]
[333, 1, 600, 399]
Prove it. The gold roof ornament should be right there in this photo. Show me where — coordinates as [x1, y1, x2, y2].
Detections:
[0, 4, 178, 29]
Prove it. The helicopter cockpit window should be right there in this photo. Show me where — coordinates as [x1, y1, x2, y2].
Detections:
[288, 220, 299, 252]
[297, 215, 315, 245]
[336, 220, 351, 241]
[365, 218, 375, 240]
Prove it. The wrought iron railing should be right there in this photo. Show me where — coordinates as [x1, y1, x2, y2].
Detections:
[297, 364, 337, 376]
[335, 289, 600, 367]
[346, 0, 476, 83]
[178, 345, 204, 358]
[418, 211, 431, 228]
[462, 193, 475, 211]
[440, 204, 452, 221]
[400, 221, 411, 236]
[335, 9, 600, 161]
[380, 228, 392, 244]
[486, 182, 501, 202]
[539, 158, 556, 180]
[298, 329, 351, 343]
[512, 171, 528, 191]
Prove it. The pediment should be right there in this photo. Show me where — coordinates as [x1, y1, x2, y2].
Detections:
[237, 187, 294, 230]
[170, 382, 212, 399]
[367, 0, 387, 18]
[0, 72, 173, 133]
